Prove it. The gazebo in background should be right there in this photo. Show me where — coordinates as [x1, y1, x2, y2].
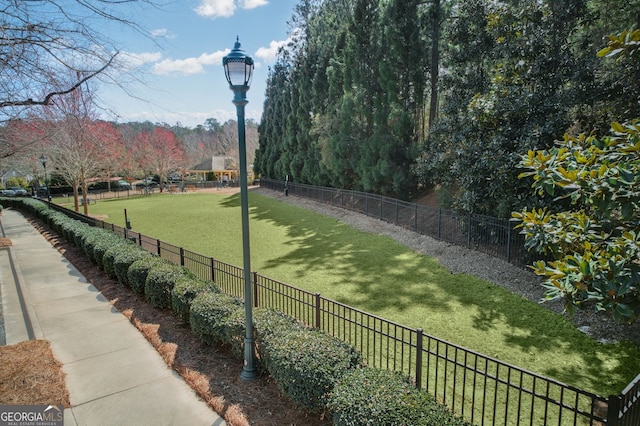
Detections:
[189, 156, 239, 184]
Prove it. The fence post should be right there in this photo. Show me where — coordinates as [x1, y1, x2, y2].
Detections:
[607, 395, 621, 426]
[180, 247, 185, 266]
[506, 221, 512, 263]
[138, 234, 142, 246]
[210, 258, 216, 283]
[415, 328, 423, 389]
[315, 293, 321, 329]
[395, 199, 399, 225]
[156, 239, 161, 256]
[467, 212, 472, 249]
[253, 272, 259, 308]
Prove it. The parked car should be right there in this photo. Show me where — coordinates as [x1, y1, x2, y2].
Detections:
[1, 189, 16, 196]
[116, 180, 131, 190]
[9, 187, 28, 196]
[36, 187, 48, 198]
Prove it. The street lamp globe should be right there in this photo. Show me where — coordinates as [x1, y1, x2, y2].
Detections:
[223, 37, 254, 91]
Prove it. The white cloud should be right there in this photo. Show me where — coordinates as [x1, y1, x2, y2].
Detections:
[119, 51, 163, 68]
[241, 0, 268, 9]
[194, 0, 269, 18]
[150, 28, 176, 39]
[255, 38, 290, 65]
[151, 50, 230, 75]
[194, 0, 235, 18]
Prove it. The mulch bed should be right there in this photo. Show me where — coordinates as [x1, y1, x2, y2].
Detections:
[0, 340, 70, 407]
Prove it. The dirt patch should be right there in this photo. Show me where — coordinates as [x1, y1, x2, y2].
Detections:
[0, 238, 12, 247]
[0, 340, 70, 407]
[30, 219, 328, 426]
[414, 188, 439, 207]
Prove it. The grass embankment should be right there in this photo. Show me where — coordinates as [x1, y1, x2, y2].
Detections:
[63, 191, 640, 396]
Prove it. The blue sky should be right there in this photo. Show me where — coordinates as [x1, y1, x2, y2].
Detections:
[97, 0, 298, 128]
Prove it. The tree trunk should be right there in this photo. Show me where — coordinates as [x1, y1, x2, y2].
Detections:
[429, 0, 441, 129]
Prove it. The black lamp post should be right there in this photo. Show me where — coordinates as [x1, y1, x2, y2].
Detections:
[223, 37, 256, 381]
[39, 154, 50, 202]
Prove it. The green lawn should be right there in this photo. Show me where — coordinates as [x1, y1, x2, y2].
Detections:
[68, 191, 640, 396]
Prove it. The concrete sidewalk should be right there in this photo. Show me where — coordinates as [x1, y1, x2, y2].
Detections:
[0, 208, 225, 426]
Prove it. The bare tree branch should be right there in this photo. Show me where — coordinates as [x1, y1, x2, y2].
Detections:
[0, 55, 117, 108]
[0, 0, 160, 118]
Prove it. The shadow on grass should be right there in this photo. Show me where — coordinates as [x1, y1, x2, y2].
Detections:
[219, 192, 640, 395]
[221, 192, 456, 313]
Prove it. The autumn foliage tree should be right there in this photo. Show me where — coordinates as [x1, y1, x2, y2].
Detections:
[133, 127, 185, 190]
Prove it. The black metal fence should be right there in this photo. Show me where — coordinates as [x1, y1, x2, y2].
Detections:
[260, 178, 537, 267]
[48, 202, 640, 426]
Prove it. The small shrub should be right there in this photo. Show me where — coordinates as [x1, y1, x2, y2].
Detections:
[102, 240, 138, 279]
[102, 244, 122, 278]
[72, 224, 90, 248]
[254, 308, 305, 342]
[113, 247, 154, 287]
[93, 233, 123, 268]
[255, 309, 362, 412]
[144, 261, 191, 308]
[82, 230, 121, 266]
[171, 276, 220, 322]
[59, 219, 85, 245]
[190, 291, 245, 356]
[43, 210, 68, 232]
[78, 227, 104, 260]
[328, 367, 470, 426]
[128, 257, 169, 294]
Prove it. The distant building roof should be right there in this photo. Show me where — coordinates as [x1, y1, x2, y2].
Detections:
[191, 156, 229, 171]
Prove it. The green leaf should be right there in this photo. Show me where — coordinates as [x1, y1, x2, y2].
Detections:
[621, 202, 634, 221]
[619, 168, 635, 185]
[611, 122, 625, 133]
[580, 260, 591, 276]
[613, 304, 634, 323]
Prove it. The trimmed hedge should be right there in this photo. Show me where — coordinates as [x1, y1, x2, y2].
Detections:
[59, 219, 85, 246]
[190, 291, 245, 357]
[255, 309, 362, 412]
[101, 241, 150, 282]
[103, 243, 126, 279]
[144, 261, 192, 308]
[254, 307, 305, 340]
[328, 367, 470, 426]
[113, 247, 154, 287]
[171, 276, 220, 322]
[78, 227, 107, 261]
[83, 229, 122, 266]
[128, 256, 170, 294]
